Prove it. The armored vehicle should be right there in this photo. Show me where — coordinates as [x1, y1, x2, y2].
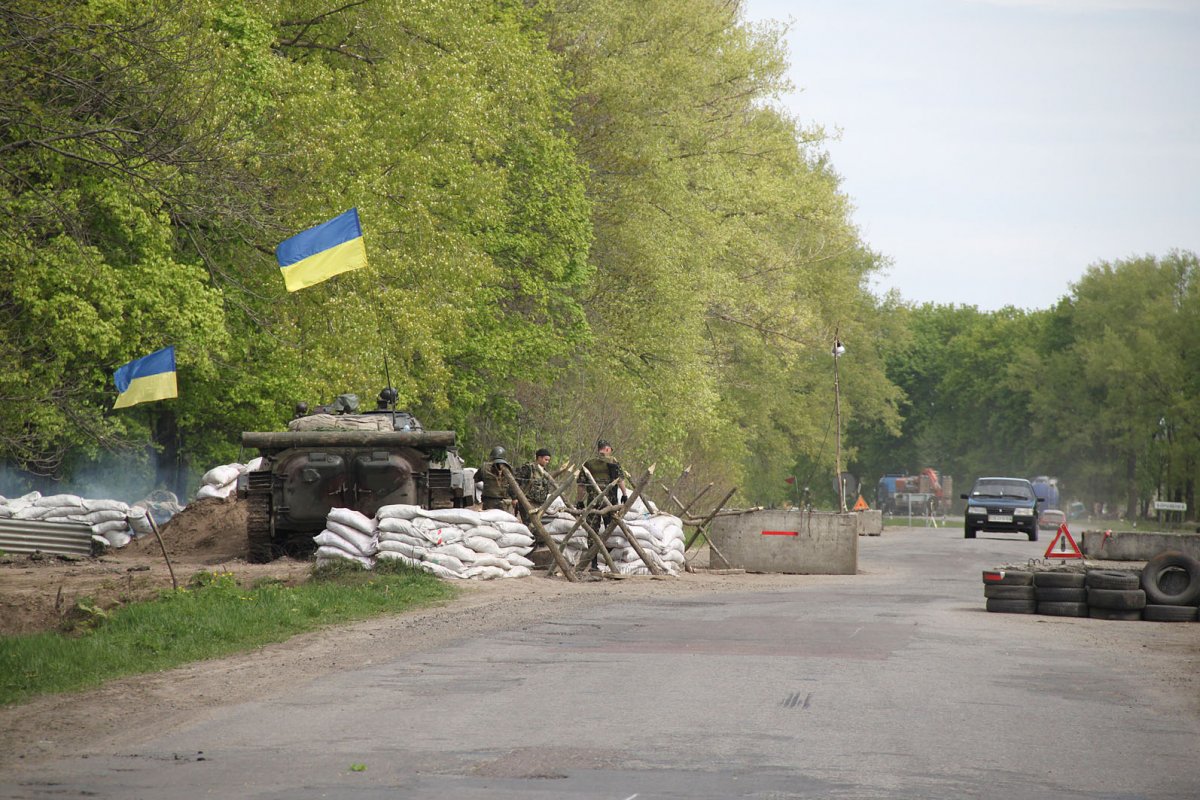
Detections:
[237, 391, 471, 562]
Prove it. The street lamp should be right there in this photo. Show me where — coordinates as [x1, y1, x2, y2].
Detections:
[832, 334, 847, 513]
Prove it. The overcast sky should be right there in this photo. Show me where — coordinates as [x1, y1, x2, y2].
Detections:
[741, 0, 1200, 311]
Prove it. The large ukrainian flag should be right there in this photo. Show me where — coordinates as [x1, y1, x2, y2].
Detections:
[275, 208, 368, 292]
[113, 346, 177, 409]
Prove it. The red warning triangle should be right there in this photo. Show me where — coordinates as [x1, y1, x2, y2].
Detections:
[1044, 522, 1083, 559]
[852, 494, 869, 511]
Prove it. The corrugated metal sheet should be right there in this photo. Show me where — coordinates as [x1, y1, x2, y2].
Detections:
[0, 518, 95, 557]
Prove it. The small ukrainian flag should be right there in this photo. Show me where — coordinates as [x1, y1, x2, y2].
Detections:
[275, 208, 368, 292]
[113, 346, 178, 409]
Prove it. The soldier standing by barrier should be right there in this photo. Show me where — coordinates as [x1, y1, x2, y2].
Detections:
[516, 448, 554, 520]
[578, 439, 627, 568]
[476, 446, 517, 512]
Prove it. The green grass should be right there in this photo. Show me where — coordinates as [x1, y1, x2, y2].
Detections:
[0, 561, 455, 707]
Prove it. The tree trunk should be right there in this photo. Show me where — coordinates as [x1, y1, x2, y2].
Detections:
[153, 410, 186, 500]
[1124, 453, 1138, 521]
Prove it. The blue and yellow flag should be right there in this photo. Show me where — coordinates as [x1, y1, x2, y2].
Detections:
[275, 208, 368, 292]
[113, 346, 177, 409]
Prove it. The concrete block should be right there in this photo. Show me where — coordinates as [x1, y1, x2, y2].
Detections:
[708, 510, 857, 574]
[1080, 530, 1200, 562]
[856, 510, 883, 536]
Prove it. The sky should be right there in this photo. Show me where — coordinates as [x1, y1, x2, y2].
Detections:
[740, 0, 1200, 311]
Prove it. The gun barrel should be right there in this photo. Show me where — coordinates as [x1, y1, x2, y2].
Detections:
[242, 431, 456, 450]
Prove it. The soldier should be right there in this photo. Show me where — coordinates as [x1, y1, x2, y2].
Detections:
[516, 448, 554, 511]
[580, 439, 627, 507]
[476, 446, 517, 512]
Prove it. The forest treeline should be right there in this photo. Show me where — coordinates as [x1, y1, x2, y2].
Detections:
[2, 2, 1195, 518]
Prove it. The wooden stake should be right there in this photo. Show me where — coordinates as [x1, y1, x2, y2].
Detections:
[146, 513, 178, 591]
[500, 464, 576, 582]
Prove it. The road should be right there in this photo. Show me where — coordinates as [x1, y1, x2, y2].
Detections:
[4, 526, 1198, 799]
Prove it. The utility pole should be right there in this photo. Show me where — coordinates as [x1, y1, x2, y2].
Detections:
[832, 331, 847, 513]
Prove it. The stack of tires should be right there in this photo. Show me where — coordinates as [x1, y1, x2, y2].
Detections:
[1033, 571, 1088, 617]
[1084, 570, 1145, 620]
[1140, 550, 1200, 622]
[981, 569, 1036, 614]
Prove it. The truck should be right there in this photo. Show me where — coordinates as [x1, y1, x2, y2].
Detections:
[236, 391, 473, 562]
[877, 468, 954, 516]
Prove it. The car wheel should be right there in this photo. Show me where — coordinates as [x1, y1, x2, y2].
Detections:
[1140, 550, 1200, 606]
[964, 526, 976, 539]
[1027, 528, 1038, 542]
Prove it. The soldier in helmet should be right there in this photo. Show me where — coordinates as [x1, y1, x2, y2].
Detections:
[476, 446, 517, 512]
[516, 448, 554, 519]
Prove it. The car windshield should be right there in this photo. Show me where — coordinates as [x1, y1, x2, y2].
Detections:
[972, 481, 1034, 500]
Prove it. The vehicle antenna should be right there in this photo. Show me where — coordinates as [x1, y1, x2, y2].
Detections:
[383, 352, 396, 428]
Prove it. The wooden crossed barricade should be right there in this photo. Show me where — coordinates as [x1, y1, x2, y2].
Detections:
[501, 460, 744, 579]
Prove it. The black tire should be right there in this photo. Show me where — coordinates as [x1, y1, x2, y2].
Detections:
[1087, 587, 1147, 610]
[1038, 601, 1089, 617]
[985, 584, 1037, 600]
[1036, 587, 1087, 603]
[1088, 607, 1142, 621]
[1140, 550, 1200, 606]
[986, 598, 1037, 614]
[1142, 604, 1199, 622]
[1085, 570, 1140, 590]
[982, 569, 1034, 586]
[1034, 571, 1085, 588]
[964, 527, 976, 539]
[1027, 528, 1038, 542]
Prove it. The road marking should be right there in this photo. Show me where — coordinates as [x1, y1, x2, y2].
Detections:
[623, 795, 639, 800]
[849, 627, 862, 638]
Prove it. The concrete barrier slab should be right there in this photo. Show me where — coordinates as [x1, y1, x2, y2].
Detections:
[709, 510, 858, 574]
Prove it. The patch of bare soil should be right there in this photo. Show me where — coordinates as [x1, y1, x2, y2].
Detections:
[0, 496, 310, 638]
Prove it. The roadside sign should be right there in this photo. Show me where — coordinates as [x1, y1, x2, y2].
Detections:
[852, 495, 869, 511]
[1154, 500, 1187, 512]
[1044, 523, 1083, 559]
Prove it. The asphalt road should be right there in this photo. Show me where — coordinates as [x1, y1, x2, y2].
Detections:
[6, 526, 1199, 799]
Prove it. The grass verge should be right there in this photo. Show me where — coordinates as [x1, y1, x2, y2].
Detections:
[0, 561, 455, 707]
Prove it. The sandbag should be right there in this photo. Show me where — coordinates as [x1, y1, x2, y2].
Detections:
[376, 539, 425, 559]
[325, 520, 377, 555]
[13, 506, 52, 520]
[376, 550, 421, 568]
[418, 507, 481, 526]
[105, 530, 132, 548]
[422, 551, 466, 573]
[70, 509, 129, 526]
[464, 536, 502, 556]
[505, 565, 532, 579]
[315, 545, 373, 568]
[93, 519, 131, 536]
[202, 464, 242, 487]
[463, 525, 503, 541]
[378, 517, 421, 536]
[467, 555, 510, 569]
[126, 508, 153, 536]
[494, 520, 532, 536]
[36, 494, 84, 509]
[82, 498, 129, 513]
[313, 530, 369, 558]
[496, 532, 534, 549]
[462, 564, 505, 580]
[418, 561, 460, 580]
[244, 456, 264, 472]
[435, 543, 477, 563]
[479, 508, 520, 524]
[376, 504, 423, 520]
[506, 553, 535, 569]
[327, 507, 376, 534]
[8, 491, 41, 511]
[196, 484, 233, 501]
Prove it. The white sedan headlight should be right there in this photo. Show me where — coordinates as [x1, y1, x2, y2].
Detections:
[1014, 507, 1035, 517]
[967, 506, 987, 515]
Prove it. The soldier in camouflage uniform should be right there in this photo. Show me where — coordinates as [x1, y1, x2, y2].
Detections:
[516, 448, 554, 507]
[476, 446, 517, 512]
